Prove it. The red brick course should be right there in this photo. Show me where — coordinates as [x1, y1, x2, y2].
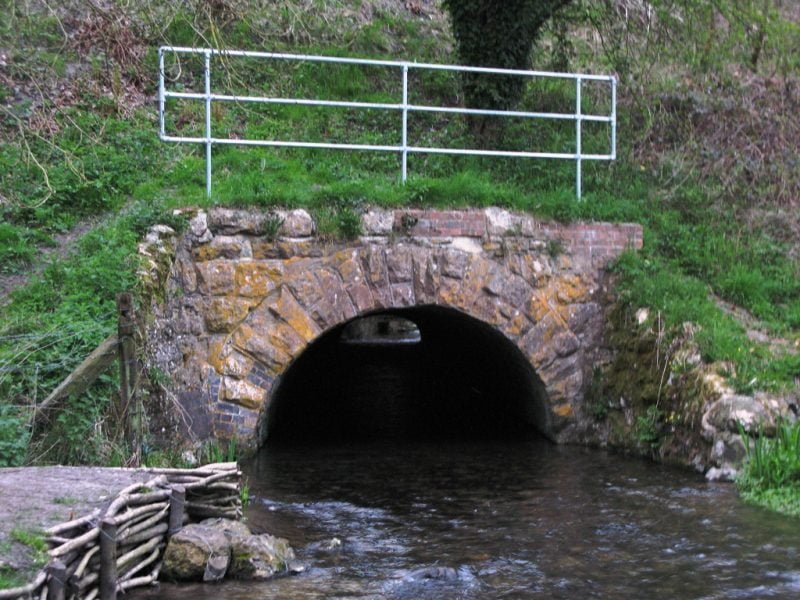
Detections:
[393, 210, 486, 237]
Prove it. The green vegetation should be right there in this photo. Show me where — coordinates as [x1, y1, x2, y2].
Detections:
[240, 480, 251, 508]
[4, 528, 49, 590]
[0, 404, 30, 467]
[635, 405, 664, 451]
[0, 566, 27, 591]
[443, 0, 572, 112]
[737, 420, 800, 517]
[9, 528, 47, 555]
[52, 496, 80, 505]
[197, 438, 239, 465]
[6, 527, 49, 586]
[0, 0, 797, 499]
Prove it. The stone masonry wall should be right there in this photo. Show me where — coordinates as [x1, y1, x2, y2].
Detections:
[147, 207, 643, 451]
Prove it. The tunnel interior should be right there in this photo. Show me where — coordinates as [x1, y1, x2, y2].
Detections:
[266, 305, 550, 444]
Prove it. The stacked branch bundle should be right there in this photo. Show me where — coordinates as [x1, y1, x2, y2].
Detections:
[0, 462, 241, 600]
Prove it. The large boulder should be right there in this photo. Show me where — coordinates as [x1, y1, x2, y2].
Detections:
[702, 394, 777, 437]
[228, 533, 296, 580]
[161, 523, 231, 582]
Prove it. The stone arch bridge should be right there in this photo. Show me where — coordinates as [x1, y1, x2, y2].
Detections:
[146, 207, 642, 451]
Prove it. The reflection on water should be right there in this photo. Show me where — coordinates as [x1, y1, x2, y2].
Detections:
[135, 440, 800, 599]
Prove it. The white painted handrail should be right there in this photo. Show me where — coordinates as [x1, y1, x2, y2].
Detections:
[158, 47, 617, 199]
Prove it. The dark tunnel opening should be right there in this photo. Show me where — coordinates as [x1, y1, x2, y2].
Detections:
[266, 306, 551, 444]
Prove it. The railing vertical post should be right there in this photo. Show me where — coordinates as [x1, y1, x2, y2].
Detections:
[611, 76, 617, 161]
[401, 64, 409, 183]
[575, 76, 583, 200]
[204, 49, 212, 198]
[158, 48, 165, 139]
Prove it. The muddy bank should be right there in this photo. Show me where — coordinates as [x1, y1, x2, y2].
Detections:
[0, 466, 153, 583]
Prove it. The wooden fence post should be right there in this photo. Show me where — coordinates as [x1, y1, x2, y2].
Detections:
[117, 293, 138, 458]
[47, 559, 67, 600]
[100, 517, 118, 600]
[168, 485, 186, 539]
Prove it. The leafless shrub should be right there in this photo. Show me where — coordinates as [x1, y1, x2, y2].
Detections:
[70, 2, 147, 84]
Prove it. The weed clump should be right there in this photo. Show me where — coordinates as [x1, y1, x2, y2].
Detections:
[737, 420, 800, 517]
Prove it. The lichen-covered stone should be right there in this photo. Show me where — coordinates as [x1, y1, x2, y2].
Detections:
[210, 344, 253, 379]
[268, 288, 322, 343]
[232, 323, 292, 376]
[251, 239, 321, 259]
[162, 519, 294, 583]
[485, 207, 535, 237]
[208, 208, 268, 235]
[703, 395, 777, 436]
[189, 211, 213, 243]
[196, 260, 236, 296]
[222, 377, 267, 410]
[279, 209, 314, 237]
[234, 261, 283, 297]
[439, 248, 469, 279]
[228, 534, 296, 580]
[385, 245, 414, 283]
[204, 297, 257, 333]
[284, 261, 326, 309]
[311, 268, 357, 327]
[520, 313, 562, 369]
[391, 283, 415, 306]
[411, 249, 440, 304]
[193, 235, 249, 261]
[362, 208, 394, 235]
[484, 270, 532, 308]
[162, 524, 231, 582]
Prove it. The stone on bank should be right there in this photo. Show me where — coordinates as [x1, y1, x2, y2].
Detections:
[162, 518, 298, 583]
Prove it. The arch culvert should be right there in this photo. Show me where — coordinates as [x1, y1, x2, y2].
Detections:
[266, 306, 550, 443]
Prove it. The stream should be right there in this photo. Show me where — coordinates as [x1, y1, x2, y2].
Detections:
[138, 438, 800, 598]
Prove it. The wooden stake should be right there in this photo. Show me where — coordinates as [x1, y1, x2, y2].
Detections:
[99, 518, 118, 600]
[117, 293, 135, 453]
[168, 486, 185, 539]
[47, 560, 67, 600]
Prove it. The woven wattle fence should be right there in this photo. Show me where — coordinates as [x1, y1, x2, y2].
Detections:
[0, 462, 241, 600]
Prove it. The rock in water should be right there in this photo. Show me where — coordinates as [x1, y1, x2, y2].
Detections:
[228, 533, 296, 580]
[323, 537, 343, 550]
[407, 566, 460, 581]
[163, 518, 297, 582]
[162, 524, 231, 581]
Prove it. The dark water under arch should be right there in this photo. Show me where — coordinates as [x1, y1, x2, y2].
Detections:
[266, 305, 551, 443]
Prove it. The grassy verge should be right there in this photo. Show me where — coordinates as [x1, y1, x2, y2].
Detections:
[0, 528, 48, 590]
[0, 203, 185, 466]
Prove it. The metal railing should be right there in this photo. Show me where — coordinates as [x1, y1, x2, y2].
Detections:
[158, 47, 617, 199]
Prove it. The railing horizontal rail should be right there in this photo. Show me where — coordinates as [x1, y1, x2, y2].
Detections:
[163, 90, 614, 123]
[160, 134, 613, 160]
[161, 46, 616, 81]
[158, 46, 617, 199]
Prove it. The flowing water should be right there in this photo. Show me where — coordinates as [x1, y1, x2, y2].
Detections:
[139, 439, 800, 599]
